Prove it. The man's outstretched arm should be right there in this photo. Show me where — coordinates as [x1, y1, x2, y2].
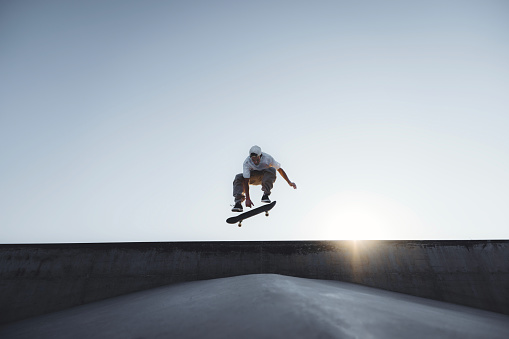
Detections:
[277, 168, 297, 189]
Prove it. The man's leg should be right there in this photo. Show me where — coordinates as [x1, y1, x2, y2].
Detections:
[233, 173, 245, 204]
[233, 171, 268, 208]
[261, 168, 277, 196]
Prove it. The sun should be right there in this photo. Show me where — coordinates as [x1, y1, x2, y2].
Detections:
[301, 191, 422, 240]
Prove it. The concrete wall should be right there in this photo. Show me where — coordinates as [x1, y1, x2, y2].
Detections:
[1, 240, 508, 324]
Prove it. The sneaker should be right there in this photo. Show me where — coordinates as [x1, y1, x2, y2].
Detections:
[232, 202, 243, 212]
[261, 194, 271, 203]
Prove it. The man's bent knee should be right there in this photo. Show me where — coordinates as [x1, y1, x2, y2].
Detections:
[263, 168, 277, 180]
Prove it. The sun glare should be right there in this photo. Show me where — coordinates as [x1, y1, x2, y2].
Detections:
[301, 191, 423, 240]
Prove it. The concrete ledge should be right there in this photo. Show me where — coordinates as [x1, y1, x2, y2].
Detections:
[1, 240, 508, 324]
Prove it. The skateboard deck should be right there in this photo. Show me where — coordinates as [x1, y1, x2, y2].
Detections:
[227, 201, 276, 227]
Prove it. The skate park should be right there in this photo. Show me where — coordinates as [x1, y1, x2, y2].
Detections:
[1, 240, 508, 338]
[3, 0, 509, 337]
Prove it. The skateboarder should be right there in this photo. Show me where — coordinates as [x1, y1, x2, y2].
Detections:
[232, 145, 297, 212]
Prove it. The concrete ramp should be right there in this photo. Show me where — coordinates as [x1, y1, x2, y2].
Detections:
[1, 274, 508, 339]
[1, 240, 508, 324]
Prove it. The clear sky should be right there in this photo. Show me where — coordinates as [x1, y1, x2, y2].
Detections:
[1, 1, 508, 243]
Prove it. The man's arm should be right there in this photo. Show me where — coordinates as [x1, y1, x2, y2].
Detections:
[243, 178, 255, 207]
[277, 168, 297, 189]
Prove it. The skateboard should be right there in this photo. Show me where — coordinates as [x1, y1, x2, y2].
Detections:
[226, 201, 276, 227]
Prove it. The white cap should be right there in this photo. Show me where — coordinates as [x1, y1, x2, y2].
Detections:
[249, 145, 262, 156]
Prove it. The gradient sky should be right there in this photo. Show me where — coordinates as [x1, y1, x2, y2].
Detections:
[1, 1, 508, 243]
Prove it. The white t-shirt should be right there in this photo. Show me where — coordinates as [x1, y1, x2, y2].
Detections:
[243, 152, 281, 178]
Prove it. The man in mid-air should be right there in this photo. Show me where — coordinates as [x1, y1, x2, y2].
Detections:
[232, 145, 297, 212]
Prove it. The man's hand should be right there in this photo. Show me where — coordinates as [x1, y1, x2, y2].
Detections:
[246, 198, 254, 208]
[277, 168, 297, 190]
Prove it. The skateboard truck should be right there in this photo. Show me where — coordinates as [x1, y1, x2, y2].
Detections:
[238, 211, 268, 227]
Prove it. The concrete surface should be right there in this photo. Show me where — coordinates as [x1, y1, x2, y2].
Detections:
[1, 240, 508, 324]
[1, 274, 508, 339]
